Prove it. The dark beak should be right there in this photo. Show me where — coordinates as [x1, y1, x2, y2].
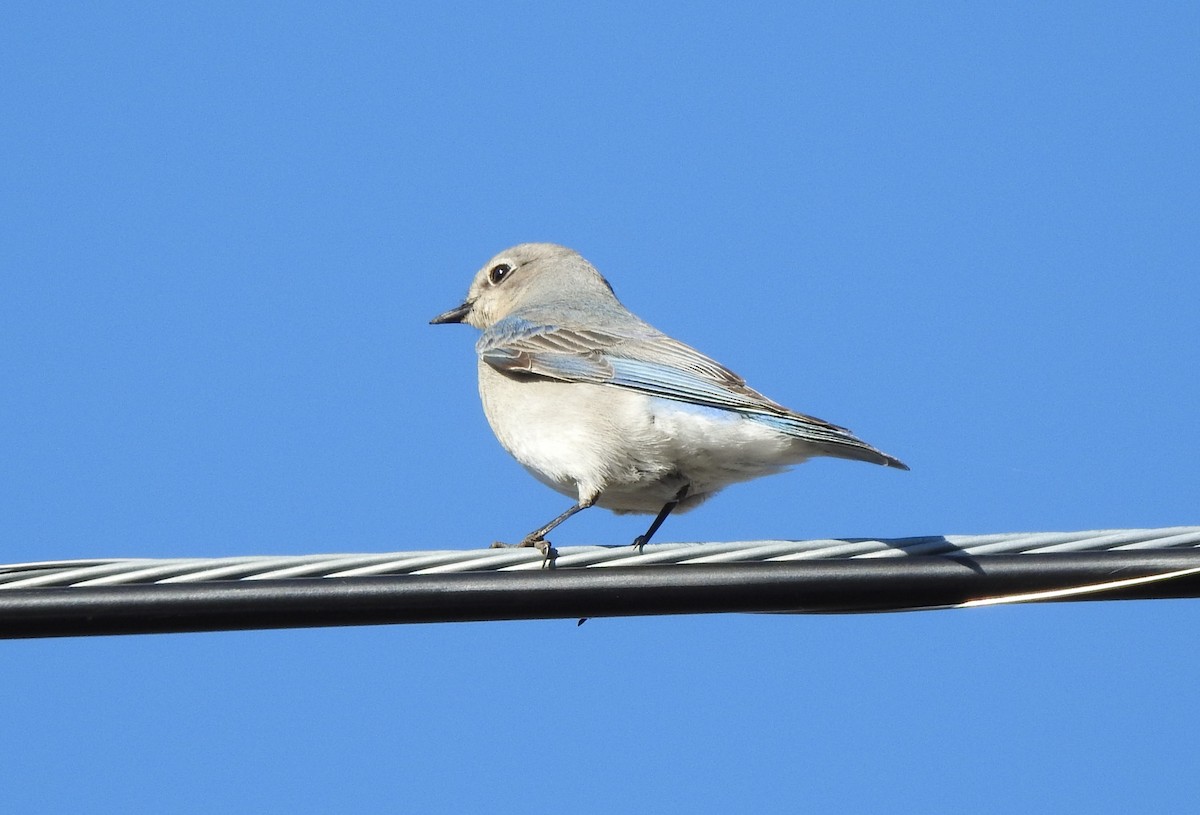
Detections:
[430, 302, 471, 325]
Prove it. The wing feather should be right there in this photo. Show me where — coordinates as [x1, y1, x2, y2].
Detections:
[476, 316, 906, 468]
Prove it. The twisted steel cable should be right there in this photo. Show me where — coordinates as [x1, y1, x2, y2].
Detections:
[2, 526, 1198, 588]
[0, 527, 1197, 637]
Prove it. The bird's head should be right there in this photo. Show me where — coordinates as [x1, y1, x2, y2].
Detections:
[430, 243, 618, 329]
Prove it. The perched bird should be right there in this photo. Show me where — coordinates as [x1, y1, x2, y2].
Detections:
[431, 243, 907, 553]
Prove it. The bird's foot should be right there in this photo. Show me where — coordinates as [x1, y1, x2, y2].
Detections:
[493, 536, 556, 568]
[631, 535, 648, 551]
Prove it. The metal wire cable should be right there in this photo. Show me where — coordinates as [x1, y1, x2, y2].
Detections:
[0, 527, 1197, 638]
[2, 527, 1198, 588]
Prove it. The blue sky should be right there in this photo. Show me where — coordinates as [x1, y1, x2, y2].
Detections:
[2, 2, 1198, 812]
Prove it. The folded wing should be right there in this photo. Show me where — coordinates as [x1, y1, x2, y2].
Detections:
[478, 316, 907, 469]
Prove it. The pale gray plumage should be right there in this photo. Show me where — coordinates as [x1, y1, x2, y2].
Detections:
[431, 242, 907, 550]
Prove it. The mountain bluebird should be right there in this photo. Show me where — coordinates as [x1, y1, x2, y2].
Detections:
[432, 243, 907, 553]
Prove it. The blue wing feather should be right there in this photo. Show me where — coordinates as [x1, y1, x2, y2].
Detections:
[476, 315, 904, 467]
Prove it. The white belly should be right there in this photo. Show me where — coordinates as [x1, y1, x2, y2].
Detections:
[477, 362, 813, 514]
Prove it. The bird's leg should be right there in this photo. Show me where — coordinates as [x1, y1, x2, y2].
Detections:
[632, 483, 690, 549]
[491, 495, 599, 564]
[519, 495, 598, 545]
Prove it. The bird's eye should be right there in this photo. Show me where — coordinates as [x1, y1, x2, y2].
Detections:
[487, 263, 512, 285]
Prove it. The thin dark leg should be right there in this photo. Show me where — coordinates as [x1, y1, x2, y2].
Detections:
[518, 495, 598, 547]
[632, 483, 690, 549]
[490, 496, 598, 568]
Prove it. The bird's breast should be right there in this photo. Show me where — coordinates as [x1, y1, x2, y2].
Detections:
[475, 362, 817, 512]
[476, 363, 676, 502]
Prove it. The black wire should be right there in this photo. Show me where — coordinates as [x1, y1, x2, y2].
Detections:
[1, 551, 1198, 639]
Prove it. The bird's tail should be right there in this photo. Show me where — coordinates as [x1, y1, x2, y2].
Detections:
[755, 412, 909, 470]
[814, 439, 909, 470]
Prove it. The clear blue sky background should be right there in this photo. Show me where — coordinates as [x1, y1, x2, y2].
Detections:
[2, 3, 1198, 812]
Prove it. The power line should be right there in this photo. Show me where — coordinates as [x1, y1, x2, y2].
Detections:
[0, 527, 1197, 638]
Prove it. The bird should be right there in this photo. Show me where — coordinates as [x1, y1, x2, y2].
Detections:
[431, 243, 907, 555]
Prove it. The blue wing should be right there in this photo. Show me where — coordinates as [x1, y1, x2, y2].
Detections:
[477, 316, 907, 468]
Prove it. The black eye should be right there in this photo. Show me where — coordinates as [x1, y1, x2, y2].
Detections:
[487, 263, 512, 285]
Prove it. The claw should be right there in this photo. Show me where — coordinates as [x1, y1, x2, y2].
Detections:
[533, 539, 556, 568]
[494, 537, 556, 567]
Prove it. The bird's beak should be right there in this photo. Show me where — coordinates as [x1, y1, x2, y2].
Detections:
[430, 301, 471, 325]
